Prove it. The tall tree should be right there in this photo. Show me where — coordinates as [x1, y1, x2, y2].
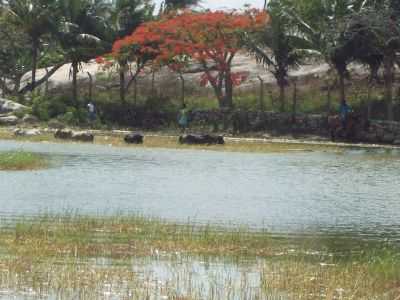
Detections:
[112, 10, 268, 108]
[7, 0, 56, 91]
[244, 4, 307, 112]
[0, 17, 32, 95]
[277, 0, 377, 105]
[57, 0, 107, 106]
[108, 0, 153, 103]
[332, 5, 400, 120]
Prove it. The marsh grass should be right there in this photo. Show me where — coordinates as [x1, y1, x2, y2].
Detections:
[0, 214, 399, 299]
[0, 151, 48, 170]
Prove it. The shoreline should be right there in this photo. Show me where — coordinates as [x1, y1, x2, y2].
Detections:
[1, 125, 400, 153]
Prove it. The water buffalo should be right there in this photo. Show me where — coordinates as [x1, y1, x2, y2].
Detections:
[179, 134, 224, 145]
[54, 129, 94, 142]
[124, 133, 144, 144]
[54, 129, 73, 139]
[72, 131, 94, 142]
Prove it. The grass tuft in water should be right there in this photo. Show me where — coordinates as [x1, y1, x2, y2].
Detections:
[0, 151, 48, 170]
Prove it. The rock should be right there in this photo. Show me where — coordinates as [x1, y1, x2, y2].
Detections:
[179, 134, 224, 145]
[0, 98, 27, 114]
[0, 115, 19, 125]
[124, 133, 144, 144]
[14, 128, 41, 136]
[54, 129, 73, 139]
[48, 119, 66, 129]
[71, 131, 94, 142]
[22, 114, 39, 124]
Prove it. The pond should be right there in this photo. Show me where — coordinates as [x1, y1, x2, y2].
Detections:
[1, 139, 400, 240]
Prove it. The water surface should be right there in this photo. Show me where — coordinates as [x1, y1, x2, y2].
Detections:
[1, 140, 399, 239]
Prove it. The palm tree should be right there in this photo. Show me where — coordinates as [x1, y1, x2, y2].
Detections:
[164, 0, 199, 10]
[108, 0, 153, 103]
[57, 0, 108, 106]
[7, 0, 56, 90]
[0, 17, 32, 95]
[277, 0, 377, 107]
[244, 8, 306, 112]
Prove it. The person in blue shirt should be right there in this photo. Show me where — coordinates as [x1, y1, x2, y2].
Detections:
[339, 100, 351, 128]
[178, 103, 189, 132]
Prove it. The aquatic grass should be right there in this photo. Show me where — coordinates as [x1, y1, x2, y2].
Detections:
[3, 214, 279, 259]
[261, 254, 400, 299]
[0, 151, 48, 170]
[0, 214, 399, 299]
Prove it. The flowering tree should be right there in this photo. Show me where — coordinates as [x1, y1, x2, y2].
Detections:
[111, 10, 269, 108]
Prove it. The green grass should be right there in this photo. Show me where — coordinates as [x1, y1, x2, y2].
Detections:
[0, 151, 48, 170]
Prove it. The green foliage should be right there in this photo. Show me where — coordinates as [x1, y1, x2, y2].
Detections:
[112, 0, 154, 39]
[0, 17, 31, 95]
[164, 0, 199, 10]
[32, 95, 70, 121]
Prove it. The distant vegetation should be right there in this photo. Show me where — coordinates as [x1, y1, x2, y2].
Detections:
[1, 0, 400, 125]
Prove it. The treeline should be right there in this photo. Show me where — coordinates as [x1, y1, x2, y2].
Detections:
[1, 0, 400, 120]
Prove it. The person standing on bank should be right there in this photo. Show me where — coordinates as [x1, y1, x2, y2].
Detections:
[178, 103, 189, 132]
[339, 99, 351, 128]
[87, 101, 96, 124]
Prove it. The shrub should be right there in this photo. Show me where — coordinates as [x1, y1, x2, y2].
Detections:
[32, 95, 70, 121]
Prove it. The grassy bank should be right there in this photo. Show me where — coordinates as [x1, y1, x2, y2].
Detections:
[0, 214, 399, 299]
[0, 151, 48, 170]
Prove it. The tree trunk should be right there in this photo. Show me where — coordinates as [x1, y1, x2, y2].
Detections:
[279, 83, 285, 112]
[119, 68, 125, 103]
[31, 38, 39, 92]
[45, 68, 49, 95]
[179, 73, 185, 106]
[339, 73, 346, 104]
[72, 61, 79, 107]
[133, 77, 137, 107]
[384, 55, 394, 121]
[1, 77, 5, 97]
[87, 72, 93, 101]
[223, 70, 233, 108]
[151, 70, 155, 98]
[326, 82, 332, 115]
[258, 76, 265, 111]
[19, 63, 64, 94]
[292, 78, 298, 123]
[367, 83, 372, 120]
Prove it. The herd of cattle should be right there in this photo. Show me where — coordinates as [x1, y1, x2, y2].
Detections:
[53, 129, 225, 145]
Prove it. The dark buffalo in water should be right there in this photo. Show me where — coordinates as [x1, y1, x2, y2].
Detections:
[124, 133, 144, 144]
[179, 134, 224, 145]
